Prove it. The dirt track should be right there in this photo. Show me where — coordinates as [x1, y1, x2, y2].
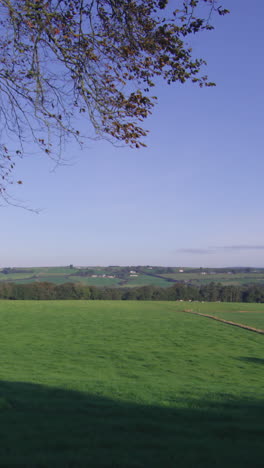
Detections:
[182, 310, 264, 335]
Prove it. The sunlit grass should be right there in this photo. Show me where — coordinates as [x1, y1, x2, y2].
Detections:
[0, 300, 263, 467]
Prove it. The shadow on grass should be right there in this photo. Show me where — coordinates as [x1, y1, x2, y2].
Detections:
[0, 380, 263, 468]
[237, 356, 264, 365]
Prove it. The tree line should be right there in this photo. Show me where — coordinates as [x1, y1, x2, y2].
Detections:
[0, 282, 264, 302]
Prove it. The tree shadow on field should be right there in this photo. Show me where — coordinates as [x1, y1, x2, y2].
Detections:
[237, 356, 264, 365]
[0, 380, 263, 468]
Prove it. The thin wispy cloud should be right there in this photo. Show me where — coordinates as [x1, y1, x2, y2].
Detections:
[177, 245, 264, 255]
[178, 248, 215, 255]
[220, 245, 264, 251]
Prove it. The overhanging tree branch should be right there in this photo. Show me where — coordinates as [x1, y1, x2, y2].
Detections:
[0, 0, 229, 203]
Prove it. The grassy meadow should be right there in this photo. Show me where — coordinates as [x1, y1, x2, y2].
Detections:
[162, 271, 264, 286]
[0, 300, 263, 467]
[202, 310, 264, 330]
[185, 301, 264, 329]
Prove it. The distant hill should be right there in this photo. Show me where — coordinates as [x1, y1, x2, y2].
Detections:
[0, 266, 264, 287]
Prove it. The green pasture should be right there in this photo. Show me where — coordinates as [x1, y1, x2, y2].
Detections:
[0, 267, 172, 288]
[0, 300, 263, 467]
[0, 267, 75, 283]
[16, 276, 73, 285]
[124, 274, 171, 288]
[162, 272, 264, 285]
[216, 311, 264, 329]
[203, 310, 264, 330]
[68, 276, 122, 287]
[181, 301, 264, 329]
[189, 300, 264, 314]
[0, 272, 36, 281]
[1, 266, 264, 288]
[36, 267, 79, 275]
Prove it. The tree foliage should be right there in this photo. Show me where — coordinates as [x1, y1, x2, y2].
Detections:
[0, 0, 228, 202]
[1, 281, 264, 303]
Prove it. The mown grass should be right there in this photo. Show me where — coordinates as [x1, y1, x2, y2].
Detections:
[202, 310, 264, 330]
[0, 300, 263, 467]
[179, 301, 264, 330]
[179, 302, 264, 328]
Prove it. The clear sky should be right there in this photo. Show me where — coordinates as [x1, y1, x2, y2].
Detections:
[1, 0, 264, 268]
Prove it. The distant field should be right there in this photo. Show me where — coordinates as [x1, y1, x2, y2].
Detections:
[1, 266, 264, 288]
[35, 267, 79, 275]
[124, 274, 171, 288]
[162, 272, 264, 285]
[68, 276, 122, 287]
[0, 300, 263, 467]
[0, 272, 36, 281]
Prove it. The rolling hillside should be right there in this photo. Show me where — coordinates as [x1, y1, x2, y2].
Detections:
[1, 266, 264, 288]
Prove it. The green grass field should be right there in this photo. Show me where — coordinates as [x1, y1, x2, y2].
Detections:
[0, 300, 263, 467]
[212, 311, 264, 329]
[179, 302, 264, 330]
[124, 274, 171, 288]
[198, 309, 264, 329]
[68, 275, 123, 287]
[187, 301, 264, 327]
[162, 271, 264, 285]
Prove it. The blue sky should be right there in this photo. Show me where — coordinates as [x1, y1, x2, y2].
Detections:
[2, 0, 264, 268]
